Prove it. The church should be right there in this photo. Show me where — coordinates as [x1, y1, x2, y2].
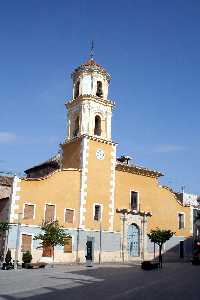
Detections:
[6, 57, 193, 263]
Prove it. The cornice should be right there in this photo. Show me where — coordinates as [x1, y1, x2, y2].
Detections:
[61, 134, 117, 146]
[116, 163, 164, 178]
[65, 95, 116, 109]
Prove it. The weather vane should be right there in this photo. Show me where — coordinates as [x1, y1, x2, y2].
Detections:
[90, 40, 94, 60]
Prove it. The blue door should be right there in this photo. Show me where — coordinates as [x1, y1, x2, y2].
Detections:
[127, 224, 139, 257]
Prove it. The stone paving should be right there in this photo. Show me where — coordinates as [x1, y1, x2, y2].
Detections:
[0, 262, 199, 300]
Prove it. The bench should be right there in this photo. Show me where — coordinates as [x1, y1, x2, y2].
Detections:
[22, 262, 47, 269]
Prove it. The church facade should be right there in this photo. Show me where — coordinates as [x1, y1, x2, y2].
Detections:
[6, 58, 193, 263]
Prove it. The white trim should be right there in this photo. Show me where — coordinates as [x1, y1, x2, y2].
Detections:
[44, 203, 56, 222]
[64, 208, 75, 224]
[109, 145, 116, 231]
[130, 189, 140, 211]
[22, 203, 36, 220]
[79, 137, 89, 228]
[177, 212, 185, 229]
[93, 203, 103, 221]
[9, 176, 21, 223]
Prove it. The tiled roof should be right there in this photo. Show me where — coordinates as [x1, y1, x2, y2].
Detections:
[0, 185, 11, 199]
[24, 153, 61, 173]
[116, 162, 164, 178]
[0, 176, 13, 186]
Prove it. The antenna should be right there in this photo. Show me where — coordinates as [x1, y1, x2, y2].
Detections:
[90, 40, 94, 60]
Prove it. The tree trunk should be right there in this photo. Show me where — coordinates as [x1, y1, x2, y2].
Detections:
[159, 244, 163, 268]
[52, 245, 54, 268]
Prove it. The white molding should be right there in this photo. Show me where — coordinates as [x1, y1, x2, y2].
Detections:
[109, 145, 116, 231]
[9, 176, 21, 223]
[79, 137, 89, 227]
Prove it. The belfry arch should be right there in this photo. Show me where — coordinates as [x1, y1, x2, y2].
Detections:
[94, 115, 101, 136]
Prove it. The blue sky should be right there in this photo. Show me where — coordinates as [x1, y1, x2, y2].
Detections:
[0, 0, 200, 194]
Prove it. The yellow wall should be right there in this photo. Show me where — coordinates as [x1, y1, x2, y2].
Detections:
[84, 139, 113, 231]
[16, 170, 80, 228]
[114, 170, 191, 237]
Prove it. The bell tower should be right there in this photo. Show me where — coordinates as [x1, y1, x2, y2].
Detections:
[65, 57, 115, 141]
[62, 56, 117, 232]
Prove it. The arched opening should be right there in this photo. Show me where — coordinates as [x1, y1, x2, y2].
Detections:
[74, 81, 80, 99]
[96, 81, 103, 97]
[73, 116, 79, 137]
[127, 224, 140, 257]
[94, 115, 101, 136]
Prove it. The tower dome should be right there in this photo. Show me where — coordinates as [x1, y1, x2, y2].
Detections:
[71, 59, 111, 100]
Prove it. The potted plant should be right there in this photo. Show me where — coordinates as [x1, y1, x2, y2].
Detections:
[2, 249, 13, 270]
[22, 251, 32, 268]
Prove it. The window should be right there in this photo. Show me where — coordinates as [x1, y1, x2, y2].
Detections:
[94, 204, 101, 221]
[178, 213, 185, 229]
[65, 209, 74, 224]
[73, 116, 79, 137]
[96, 81, 103, 97]
[131, 191, 138, 210]
[21, 234, 32, 252]
[94, 115, 101, 136]
[74, 81, 80, 98]
[45, 204, 55, 222]
[23, 204, 34, 219]
[64, 236, 72, 253]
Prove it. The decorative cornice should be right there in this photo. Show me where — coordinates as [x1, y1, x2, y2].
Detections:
[61, 134, 118, 146]
[65, 95, 115, 109]
[116, 208, 152, 217]
[116, 163, 164, 178]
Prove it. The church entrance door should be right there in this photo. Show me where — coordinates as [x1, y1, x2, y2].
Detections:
[127, 224, 140, 257]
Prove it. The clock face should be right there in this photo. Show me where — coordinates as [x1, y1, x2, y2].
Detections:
[96, 149, 105, 160]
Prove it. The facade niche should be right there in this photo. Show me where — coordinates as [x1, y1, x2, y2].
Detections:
[94, 115, 101, 136]
[96, 81, 103, 97]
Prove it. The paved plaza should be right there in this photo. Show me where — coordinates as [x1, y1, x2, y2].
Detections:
[0, 262, 199, 300]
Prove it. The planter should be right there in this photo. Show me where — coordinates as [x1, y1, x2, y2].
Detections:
[141, 261, 160, 270]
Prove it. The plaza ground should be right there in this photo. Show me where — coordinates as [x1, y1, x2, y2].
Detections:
[0, 262, 199, 300]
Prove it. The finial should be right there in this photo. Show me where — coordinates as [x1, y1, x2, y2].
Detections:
[90, 40, 94, 60]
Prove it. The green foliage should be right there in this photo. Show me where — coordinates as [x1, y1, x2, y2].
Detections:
[34, 220, 68, 249]
[147, 228, 175, 246]
[5, 249, 12, 264]
[22, 251, 32, 264]
[0, 221, 9, 233]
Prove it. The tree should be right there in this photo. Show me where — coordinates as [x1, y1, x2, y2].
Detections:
[34, 220, 69, 265]
[0, 221, 9, 233]
[0, 221, 10, 262]
[147, 228, 175, 268]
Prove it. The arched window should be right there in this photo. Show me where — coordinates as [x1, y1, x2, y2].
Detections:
[73, 116, 79, 137]
[74, 81, 80, 99]
[94, 115, 101, 136]
[96, 81, 103, 97]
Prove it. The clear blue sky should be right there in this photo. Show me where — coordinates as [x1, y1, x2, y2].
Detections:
[0, 0, 199, 194]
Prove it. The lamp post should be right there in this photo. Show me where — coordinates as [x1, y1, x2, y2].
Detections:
[14, 212, 22, 270]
